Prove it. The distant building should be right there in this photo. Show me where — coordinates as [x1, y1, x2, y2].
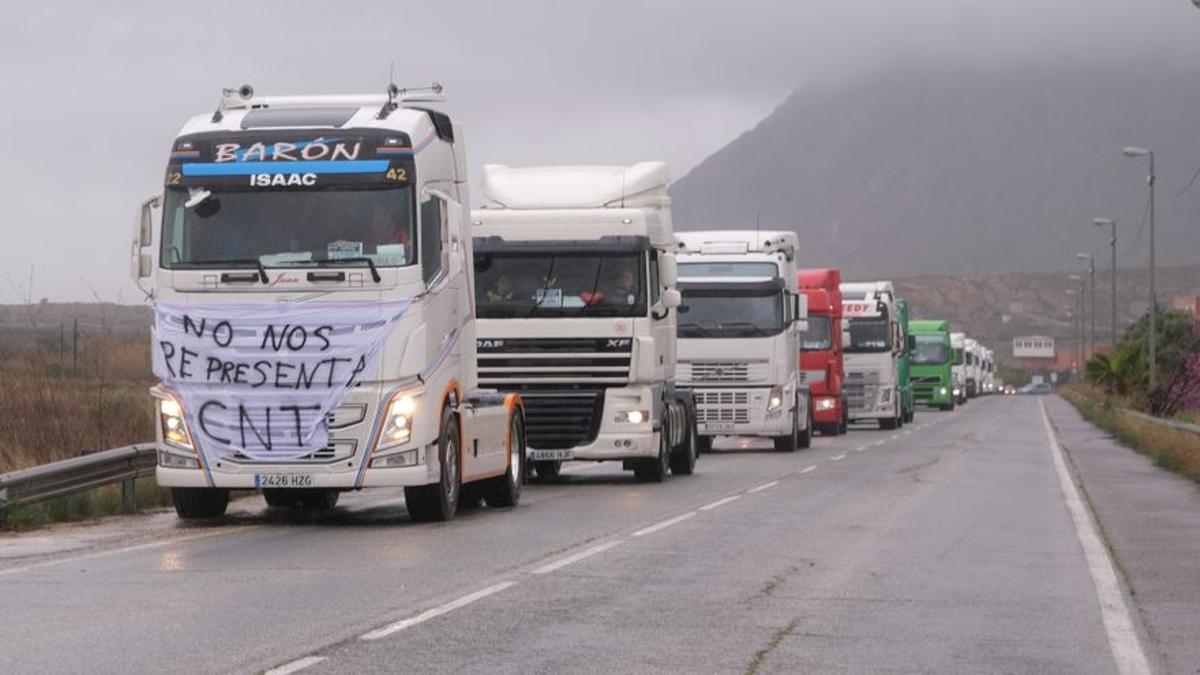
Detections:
[1171, 294, 1199, 316]
[1012, 336, 1055, 359]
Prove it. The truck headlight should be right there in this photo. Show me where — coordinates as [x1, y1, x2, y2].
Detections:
[953, 388, 961, 397]
[815, 397, 837, 412]
[159, 397, 194, 451]
[767, 387, 784, 412]
[939, 387, 948, 396]
[378, 394, 417, 450]
[616, 409, 649, 424]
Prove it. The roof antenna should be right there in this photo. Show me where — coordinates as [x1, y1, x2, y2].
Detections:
[377, 62, 400, 120]
[755, 211, 761, 250]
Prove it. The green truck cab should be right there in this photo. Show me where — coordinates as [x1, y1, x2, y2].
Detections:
[908, 319, 955, 411]
[896, 298, 915, 424]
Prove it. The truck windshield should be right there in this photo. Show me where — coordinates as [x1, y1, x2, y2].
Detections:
[678, 288, 784, 338]
[159, 187, 416, 269]
[802, 316, 832, 350]
[911, 335, 950, 364]
[846, 316, 891, 353]
[953, 348, 965, 365]
[474, 251, 647, 318]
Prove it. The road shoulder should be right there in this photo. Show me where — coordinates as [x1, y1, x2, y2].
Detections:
[1045, 395, 1200, 674]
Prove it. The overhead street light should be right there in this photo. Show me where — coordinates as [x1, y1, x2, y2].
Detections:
[1122, 146, 1157, 389]
[1076, 253, 1095, 356]
[1092, 218, 1118, 348]
[1066, 282, 1083, 373]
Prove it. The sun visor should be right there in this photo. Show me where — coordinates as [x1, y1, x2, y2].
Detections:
[481, 162, 670, 209]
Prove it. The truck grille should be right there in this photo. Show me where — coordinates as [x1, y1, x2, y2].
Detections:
[519, 391, 604, 450]
[695, 391, 750, 406]
[695, 407, 751, 424]
[689, 361, 750, 382]
[478, 337, 633, 387]
[911, 375, 945, 400]
[844, 380, 874, 413]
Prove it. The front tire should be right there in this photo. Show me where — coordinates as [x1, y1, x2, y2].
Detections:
[404, 406, 461, 522]
[634, 426, 670, 482]
[485, 414, 525, 508]
[530, 459, 562, 483]
[773, 403, 800, 452]
[172, 488, 229, 520]
[669, 420, 697, 475]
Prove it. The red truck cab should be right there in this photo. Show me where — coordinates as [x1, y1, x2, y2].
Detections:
[798, 268, 847, 435]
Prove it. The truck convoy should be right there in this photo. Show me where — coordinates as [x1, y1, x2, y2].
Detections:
[841, 281, 906, 429]
[132, 84, 526, 522]
[471, 163, 698, 482]
[964, 337, 982, 399]
[908, 320, 955, 410]
[675, 231, 811, 451]
[981, 347, 997, 394]
[895, 297, 916, 424]
[798, 268, 847, 435]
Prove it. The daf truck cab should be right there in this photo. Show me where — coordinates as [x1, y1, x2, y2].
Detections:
[982, 348, 997, 394]
[964, 338, 982, 399]
[798, 268, 847, 435]
[909, 320, 955, 411]
[841, 281, 906, 430]
[131, 84, 526, 522]
[674, 231, 811, 452]
[950, 332, 968, 405]
[471, 163, 697, 483]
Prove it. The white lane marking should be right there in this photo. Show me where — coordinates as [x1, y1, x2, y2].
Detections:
[830, 454, 846, 461]
[0, 526, 262, 578]
[699, 495, 742, 511]
[532, 541, 622, 574]
[854, 445, 870, 452]
[1039, 401, 1151, 675]
[799, 465, 818, 474]
[360, 581, 518, 641]
[891, 434, 900, 440]
[746, 480, 780, 494]
[265, 656, 327, 675]
[873, 440, 887, 447]
[632, 512, 697, 537]
[903, 430, 913, 435]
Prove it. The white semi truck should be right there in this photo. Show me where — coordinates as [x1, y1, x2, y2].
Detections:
[131, 84, 526, 522]
[674, 231, 811, 451]
[964, 337, 982, 399]
[950, 332, 968, 405]
[471, 163, 698, 482]
[841, 281, 906, 429]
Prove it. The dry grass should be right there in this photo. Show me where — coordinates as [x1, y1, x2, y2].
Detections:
[1062, 385, 1200, 485]
[0, 312, 171, 529]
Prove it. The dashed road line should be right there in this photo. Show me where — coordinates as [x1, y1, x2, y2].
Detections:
[746, 480, 780, 494]
[265, 656, 327, 675]
[854, 445, 870, 452]
[830, 454, 846, 461]
[532, 541, 623, 574]
[891, 434, 901, 440]
[699, 495, 742, 511]
[799, 465, 818, 474]
[873, 440, 887, 447]
[632, 512, 697, 537]
[360, 581, 519, 641]
[1039, 401, 1150, 675]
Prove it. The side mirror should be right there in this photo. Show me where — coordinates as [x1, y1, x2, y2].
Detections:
[130, 195, 159, 289]
[660, 288, 682, 309]
[907, 335, 916, 351]
[793, 293, 808, 323]
[842, 329, 852, 346]
[658, 253, 678, 287]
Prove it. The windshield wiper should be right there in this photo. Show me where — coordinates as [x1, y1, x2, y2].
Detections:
[717, 321, 771, 337]
[310, 257, 381, 283]
[677, 322, 712, 337]
[184, 258, 267, 284]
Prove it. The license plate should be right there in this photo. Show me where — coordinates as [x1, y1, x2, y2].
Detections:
[254, 474, 314, 488]
[529, 449, 573, 461]
[703, 422, 736, 432]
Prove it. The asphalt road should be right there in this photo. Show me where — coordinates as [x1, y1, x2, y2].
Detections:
[0, 397, 1152, 673]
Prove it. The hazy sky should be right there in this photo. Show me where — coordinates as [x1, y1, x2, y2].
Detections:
[2, 0, 1198, 302]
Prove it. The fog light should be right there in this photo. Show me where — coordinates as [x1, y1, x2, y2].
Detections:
[158, 451, 199, 469]
[372, 449, 419, 467]
[616, 410, 649, 424]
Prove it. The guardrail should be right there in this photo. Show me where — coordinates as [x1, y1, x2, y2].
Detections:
[0, 444, 158, 511]
[1118, 409, 1200, 436]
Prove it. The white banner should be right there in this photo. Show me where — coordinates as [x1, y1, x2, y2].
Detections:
[153, 300, 410, 463]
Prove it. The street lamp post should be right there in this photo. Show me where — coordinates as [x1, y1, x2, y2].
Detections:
[1076, 253, 1095, 356]
[1069, 275, 1084, 372]
[1092, 218, 1118, 348]
[1123, 146, 1156, 389]
[1066, 285, 1080, 374]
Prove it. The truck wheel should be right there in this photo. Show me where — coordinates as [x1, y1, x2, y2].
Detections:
[773, 405, 800, 452]
[485, 414, 525, 508]
[669, 420, 697, 475]
[940, 403, 954, 412]
[299, 490, 340, 511]
[404, 406, 461, 522]
[634, 428, 670, 482]
[531, 460, 562, 483]
[798, 406, 812, 449]
[839, 406, 849, 434]
[172, 488, 229, 520]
